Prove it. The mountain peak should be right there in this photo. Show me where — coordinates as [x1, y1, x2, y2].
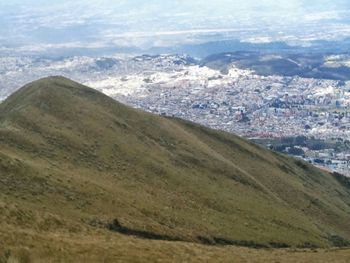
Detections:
[0, 76, 117, 118]
[1, 77, 350, 251]
[19, 75, 102, 96]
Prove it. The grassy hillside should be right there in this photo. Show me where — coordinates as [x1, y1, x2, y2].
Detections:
[1, 76, 350, 261]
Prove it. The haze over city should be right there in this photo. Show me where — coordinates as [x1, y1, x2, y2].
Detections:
[2, 1, 350, 262]
[1, 0, 350, 50]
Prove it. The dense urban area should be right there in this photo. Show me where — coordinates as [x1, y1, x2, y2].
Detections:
[1, 54, 350, 176]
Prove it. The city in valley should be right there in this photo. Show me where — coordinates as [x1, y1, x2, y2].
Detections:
[3, 1, 350, 261]
[1, 53, 350, 176]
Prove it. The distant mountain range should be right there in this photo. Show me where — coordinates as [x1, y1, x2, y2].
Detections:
[202, 51, 350, 81]
[147, 38, 350, 59]
[4, 37, 350, 59]
[1, 77, 350, 261]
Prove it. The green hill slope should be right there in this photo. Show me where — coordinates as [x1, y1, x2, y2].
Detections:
[1, 76, 350, 254]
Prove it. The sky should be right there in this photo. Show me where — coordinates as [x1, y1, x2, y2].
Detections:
[1, 0, 350, 51]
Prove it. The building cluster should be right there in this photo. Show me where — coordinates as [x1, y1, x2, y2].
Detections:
[2, 54, 350, 175]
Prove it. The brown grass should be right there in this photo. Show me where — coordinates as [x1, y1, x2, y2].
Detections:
[1, 77, 350, 261]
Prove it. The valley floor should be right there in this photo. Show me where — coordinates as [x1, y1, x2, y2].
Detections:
[1, 227, 350, 263]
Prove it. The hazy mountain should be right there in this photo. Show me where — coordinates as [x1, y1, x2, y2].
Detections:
[202, 51, 350, 80]
[1, 77, 350, 261]
[2, 0, 350, 53]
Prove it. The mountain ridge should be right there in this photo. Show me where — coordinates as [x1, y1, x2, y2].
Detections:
[1, 76, 350, 260]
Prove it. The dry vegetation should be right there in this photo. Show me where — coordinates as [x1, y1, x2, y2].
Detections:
[1, 76, 350, 262]
[1, 225, 350, 262]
